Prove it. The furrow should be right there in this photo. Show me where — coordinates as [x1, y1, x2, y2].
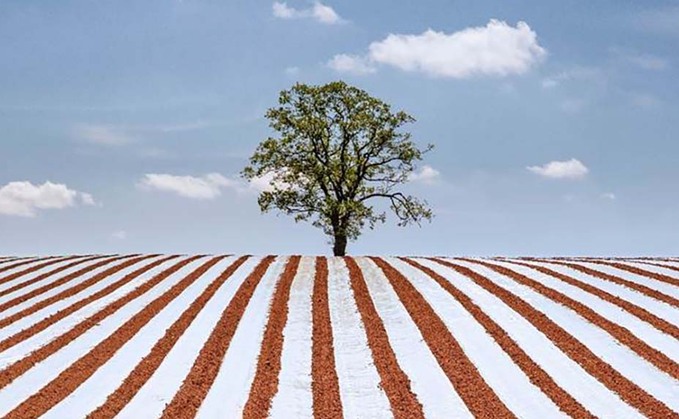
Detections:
[0, 255, 152, 327]
[464, 259, 679, 380]
[53, 257, 248, 418]
[370, 257, 515, 418]
[268, 257, 315, 418]
[539, 260, 679, 308]
[0, 255, 204, 391]
[0, 255, 179, 352]
[432, 258, 677, 418]
[160, 256, 276, 418]
[311, 257, 342, 419]
[0, 255, 109, 300]
[502, 259, 679, 341]
[402, 257, 593, 418]
[243, 256, 301, 418]
[585, 261, 679, 286]
[2, 256, 225, 418]
[0, 256, 85, 285]
[345, 257, 424, 419]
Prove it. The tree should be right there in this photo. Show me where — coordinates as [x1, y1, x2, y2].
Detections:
[241, 81, 434, 256]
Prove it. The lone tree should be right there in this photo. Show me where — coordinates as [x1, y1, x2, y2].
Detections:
[242, 81, 433, 256]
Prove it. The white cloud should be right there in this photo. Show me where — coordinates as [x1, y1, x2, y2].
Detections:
[601, 192, 616, 200]
[248, 170, 298, 193]
[272, 1, 342, 24]
[111, 230, 127, 240]
[409, 165, 441, 184]
[311, 2, 341, 24]
[327, 54, 377, 75]
[0, 181, 96, 217]
[527, 158, 589, 180]
[138, 173, 239, 199]
[330, 19, 545, 78]
[74, 124, 134, 146]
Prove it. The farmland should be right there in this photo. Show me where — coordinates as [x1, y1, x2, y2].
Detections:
[0, 254, 677, 418]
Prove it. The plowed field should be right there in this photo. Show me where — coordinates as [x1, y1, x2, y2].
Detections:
[0, 255, 677, 418]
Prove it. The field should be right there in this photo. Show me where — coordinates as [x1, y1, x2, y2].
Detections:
[0, 254, 676, 418]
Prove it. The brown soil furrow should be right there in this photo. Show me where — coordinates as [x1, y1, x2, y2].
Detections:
[0, 258, 26, 266]
[0, 256, 86, 285]
[431, 258, 677, 418]
[87, 256, 249, 419]
[345, 257, 425, 419]
[0, 255, 205, 391]
[3, 255, 225, 419]
[160, 256, 276, 418]
[463, 259, 679, 380]
[0, 257, 58, 275]
[582, 260, 679, 287]
[633, 261, 679, 273]
[0, 255, 180, 351]
[370, 257, 515, 418]
[503, 260, 679, 340]
[402, 258, 593, 418]
[531, 259, 679, 308]
[242, 256, 301, 419]
[0, 255, 111, 300]
[311, 257, 342, 419]
[0, 255, 149, 317]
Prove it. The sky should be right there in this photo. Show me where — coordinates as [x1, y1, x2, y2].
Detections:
[1, 0, 678, 256]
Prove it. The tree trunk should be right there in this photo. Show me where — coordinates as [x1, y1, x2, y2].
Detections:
[333, 234, 347, 256]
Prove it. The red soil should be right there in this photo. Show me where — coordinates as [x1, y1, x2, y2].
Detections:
[160, 256, 276, 418]
[402, 257, 594, 418]
[3, 256, 225, 418]
[431, 258, 676, 418]
[242, 256, 301, 418]
[87, 256, 249, 418]
[370, 257, 515, 419]
[345, 257, 425, 419]
[311, 257, 343, 419]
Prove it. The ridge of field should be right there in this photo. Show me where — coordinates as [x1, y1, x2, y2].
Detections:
[0, 255, 677, 418]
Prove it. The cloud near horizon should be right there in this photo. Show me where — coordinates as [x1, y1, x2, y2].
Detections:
[0, 181, 96, 217]
[328, 19, 546, 78]
[409, 165, 441, 184]
[272, 2, 342, 24]
[527, 158, 589, 180]
[138, 172, 284, 200]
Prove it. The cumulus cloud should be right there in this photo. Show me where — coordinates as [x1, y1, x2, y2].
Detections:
[527, 158, 589, 180]
[409, 165, 441, 184]
[272, 1, 342, 24]
[327, 54, 377, 75]
[138, 173, 240, 199]
[328, 19, 545, 78]
[138, 170, 302, 200]
[601, 192, 616, 200]
[0, 181, 96, 217]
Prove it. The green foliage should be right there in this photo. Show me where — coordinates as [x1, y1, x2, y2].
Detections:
[241, 81, 434, 254]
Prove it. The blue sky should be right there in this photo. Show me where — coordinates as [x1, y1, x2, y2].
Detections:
[1, 0, 678, 256]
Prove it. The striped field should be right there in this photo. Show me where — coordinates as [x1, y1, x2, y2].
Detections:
[0, 255, 677, 418]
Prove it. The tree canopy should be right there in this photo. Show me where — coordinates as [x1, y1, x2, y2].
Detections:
[241, 81, 433, 256]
